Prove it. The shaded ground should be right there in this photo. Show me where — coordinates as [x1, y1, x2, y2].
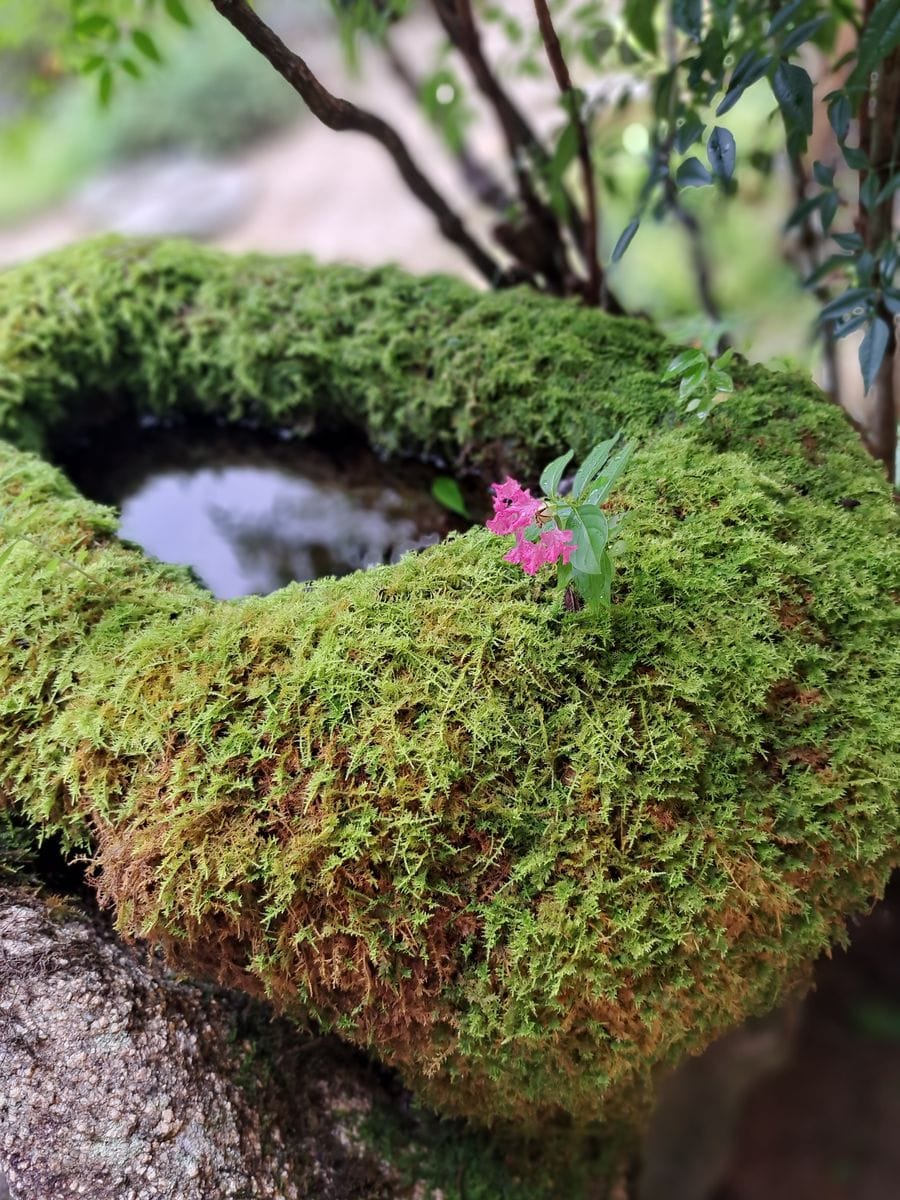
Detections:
[711, 875, 900, 1200]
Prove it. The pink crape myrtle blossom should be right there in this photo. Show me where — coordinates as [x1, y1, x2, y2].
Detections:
[486, 477, 541, 536]
[502, 526, 576, 575]
[487, 476, 577, 576]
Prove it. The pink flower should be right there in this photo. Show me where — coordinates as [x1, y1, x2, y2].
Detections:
[503, 527, 576, 576]
[503, 533, 545, 575]
[486, 477, 541, 536]
[537, 526, 576, 567]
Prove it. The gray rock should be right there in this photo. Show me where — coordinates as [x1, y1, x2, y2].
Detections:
[76, 154, 253, 239]
[0, 887, 421, 1200]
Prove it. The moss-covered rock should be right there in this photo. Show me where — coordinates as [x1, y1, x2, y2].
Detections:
[0, 237, 897, 1132]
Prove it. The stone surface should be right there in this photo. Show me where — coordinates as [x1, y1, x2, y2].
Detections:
[0, 888, 411, 1200]
[76, 154, 253, 239]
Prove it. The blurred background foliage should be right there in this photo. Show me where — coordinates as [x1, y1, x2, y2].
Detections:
[0, 0, 896, 471]
[0, 1, 302, 222]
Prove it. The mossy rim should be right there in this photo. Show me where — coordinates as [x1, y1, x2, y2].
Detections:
[1, 237, 898, 1132]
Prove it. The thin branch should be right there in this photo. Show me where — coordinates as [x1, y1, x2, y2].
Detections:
[430, 0, 573, 292]
[531, 0, 602, 306]
[670, 193, 727, 343]
[381, 34, 514, 214]
[857, 15, 899, 477]
[786, 154, 840, 404]
[208, 0, 508, 288]
[430, 0, 586, 258]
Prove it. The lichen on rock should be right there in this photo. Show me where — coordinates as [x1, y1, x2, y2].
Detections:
[0, 237, 897, 1131]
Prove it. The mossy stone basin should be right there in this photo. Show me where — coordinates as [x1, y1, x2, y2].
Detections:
[0, 237, 897, 1129]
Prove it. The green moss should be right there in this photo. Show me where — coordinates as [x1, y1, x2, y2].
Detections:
[0, 237, 898, 1133]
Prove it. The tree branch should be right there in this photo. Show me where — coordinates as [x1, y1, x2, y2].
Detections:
[430, 0, 573, 292]
[381, 34, 514, 214]
[208, 0, 508, 288]
[857, 17, 899, 478]
[785, 154, 840, 404]
[531, 0, 602, 307]
[667, 188, 727, 347]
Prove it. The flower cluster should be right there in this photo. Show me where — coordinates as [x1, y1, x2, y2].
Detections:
[487, 478, 576, 576]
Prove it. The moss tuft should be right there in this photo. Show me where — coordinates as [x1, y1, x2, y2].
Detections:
[1, 237, 898, 1131]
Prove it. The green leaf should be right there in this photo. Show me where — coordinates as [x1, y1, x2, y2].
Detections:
[785, 193, 824, 230]
[818, 287, 874, 323]
[820, 189, 839, 231]
[860, 171, 879, 210]
[831, 309, 872, 339]
[584, 443, 634, 505]
[772, 62, 813, 136]
[0, 540, 21, 570]
[679, 367, 707, 400]
[766, 0, 807, 37]
[75, 14, 116, 38]
[573, 557, 613, 611]
[876, 175, 900, 205]
[707, 126, 736, 180]
[132, 29, 162, 63]
[119, 56, 142, 79]
[673, 0, 702, 41]
[663, 349, 706, 379]
[848, 0, 900, 92]
[549, 118, 579, 182]
[842, 144, 869, 170]
[98, 65, 114, 106]
[781, 15, 828, 56]
[611, 218, 640, 263]
[832, 231, 863, 252]
[164, 0, 193, 26]
[674, 111, 705, 153]
[813, 161, 834, 188]
[709, 368, 734, 393]
[624, 0, 659, 53]
[572, 436, 620, 501]
[803, 254, 853, 288]
[828, 92, 851, 141]
[539, 449, 574, 497]
[430, 476, 470, 519]
[859, 315, 890, 393]
[569, 507, 610, 574]
[676, 157, 713, 188]
[717, 50, 772, 115]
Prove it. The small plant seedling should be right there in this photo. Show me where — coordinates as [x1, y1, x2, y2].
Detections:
[487, 433, 631, 613]
[663, 346, 735, 419]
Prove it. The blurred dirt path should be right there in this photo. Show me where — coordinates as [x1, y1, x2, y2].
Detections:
[0, 14, 522, 281]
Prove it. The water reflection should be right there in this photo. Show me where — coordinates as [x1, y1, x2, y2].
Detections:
[58, 423, 475, 599]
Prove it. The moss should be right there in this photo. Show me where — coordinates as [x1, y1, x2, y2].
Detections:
[0, 237, 898, 1133]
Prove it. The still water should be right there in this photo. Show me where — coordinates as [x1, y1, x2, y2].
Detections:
[58, 422, 474, 600]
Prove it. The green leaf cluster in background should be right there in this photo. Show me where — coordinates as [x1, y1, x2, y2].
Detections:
[663, 346, 736, 417]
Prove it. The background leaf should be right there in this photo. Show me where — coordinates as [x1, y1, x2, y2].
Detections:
[611, 218, 640, 262]
[431, 476, 470, 519]
[707, 126, 736, 181]
[859, 316, 890, 393]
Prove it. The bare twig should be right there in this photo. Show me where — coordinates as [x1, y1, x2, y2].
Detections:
[786, 154, 840, 403]
[430, 0, 587, 263]
[531, 0, 602, 306]
[208, 0, 508, 288]
[857, 15, 899, 477]
[381, 34, 514, 214]
[669, 191, 727, 346]
[430, 0, 573, 291]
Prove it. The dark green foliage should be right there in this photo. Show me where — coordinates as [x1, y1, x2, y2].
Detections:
[0, 238, 898, 1132]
